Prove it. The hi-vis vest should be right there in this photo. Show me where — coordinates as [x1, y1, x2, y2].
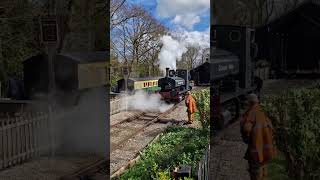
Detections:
[241, 104, 277, 163]
[185, 95, 197, 114]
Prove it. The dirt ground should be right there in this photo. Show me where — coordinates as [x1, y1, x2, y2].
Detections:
[209, 78, 320, 180]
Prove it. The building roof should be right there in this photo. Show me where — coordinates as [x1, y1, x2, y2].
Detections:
[58, 51, 108, 64]
[193, 62, 210, 71]
[258, 0, 320, 31]
[23, 51, 109, 64]
[118, 77, 162, 82]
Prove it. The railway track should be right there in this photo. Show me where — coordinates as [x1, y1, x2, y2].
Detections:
[110, 112, 145, 128]
[110, 104, 178, 152]
[59, 104, 178, 180]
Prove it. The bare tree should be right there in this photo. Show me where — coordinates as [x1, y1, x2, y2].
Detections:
[213, 0, 277, 26]
[110, 0, 141, 30]
[237, 0, 276, 26]
[112, 5, 166, 78]
[200, 48, 210, 64]
[275, 0, 300, 17]
[180, 46, 201, 70]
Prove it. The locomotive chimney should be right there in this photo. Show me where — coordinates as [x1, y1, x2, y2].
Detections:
[165, 68, 169, 77]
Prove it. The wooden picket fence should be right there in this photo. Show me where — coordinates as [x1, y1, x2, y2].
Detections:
[197, 146, 210, 180]
[111, 96, 133, 115]
[111, 98, 122, 115]
[0, 112, 50, 170]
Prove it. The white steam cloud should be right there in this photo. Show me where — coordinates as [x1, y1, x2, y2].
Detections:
[121, 90, 173, 113]
[158, 29, 210, 73]
[158, 35, 187, 72]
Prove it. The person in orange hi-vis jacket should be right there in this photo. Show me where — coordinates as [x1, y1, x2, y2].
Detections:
[185, 91, 197, 124]
[240, 93, 277, 180]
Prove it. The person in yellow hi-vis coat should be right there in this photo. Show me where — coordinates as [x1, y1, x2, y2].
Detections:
[185, 91, 197, 124]
[240, 94, 277, 180]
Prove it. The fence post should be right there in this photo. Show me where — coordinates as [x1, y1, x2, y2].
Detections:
[48, 105, 55, 157]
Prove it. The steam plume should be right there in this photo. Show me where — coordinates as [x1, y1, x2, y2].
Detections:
[121, 90, 173, 113]
[158, 35, 187, 72]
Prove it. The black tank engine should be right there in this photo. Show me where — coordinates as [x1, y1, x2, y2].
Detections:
[158, 68, 191, 102]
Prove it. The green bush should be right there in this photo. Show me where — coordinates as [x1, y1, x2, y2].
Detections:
[192, 88, 210, 130]
[119, 127, 209, 180]
[262, 87, 320, 179]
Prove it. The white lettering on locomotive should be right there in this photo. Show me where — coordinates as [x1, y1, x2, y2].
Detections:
[218, 65, 228, 71]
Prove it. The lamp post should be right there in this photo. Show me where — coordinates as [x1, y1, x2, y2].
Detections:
[123, 66, 129, 111]
[40, 0, 59, 157]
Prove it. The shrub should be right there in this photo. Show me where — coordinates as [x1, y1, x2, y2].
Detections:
[192, 88, 210, 130]
[119, 127, 209, 180]
[262, 87, 320, 179]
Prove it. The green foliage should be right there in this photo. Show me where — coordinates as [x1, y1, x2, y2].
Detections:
[119, 127, 209, 180]
[261, 87, 320, 179]
[266, 153, 290, 180]
[192, 89, 210, 130]
[0, 1, 42, 82]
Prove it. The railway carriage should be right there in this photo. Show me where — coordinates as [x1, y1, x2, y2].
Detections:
[116, 77, 161, 94]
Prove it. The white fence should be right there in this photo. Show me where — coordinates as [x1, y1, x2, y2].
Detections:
[0, 113, 50, 169]
[111, 98, 123, 115]
[197, 146, 210, 180]
[111, 96, 135, 115]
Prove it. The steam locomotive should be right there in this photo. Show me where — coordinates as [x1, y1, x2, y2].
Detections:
[210, 25, 260, 130]
[158, 68, 192, 102]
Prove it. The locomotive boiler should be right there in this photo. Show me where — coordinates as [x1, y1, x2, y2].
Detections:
[158, 68, 191, 102]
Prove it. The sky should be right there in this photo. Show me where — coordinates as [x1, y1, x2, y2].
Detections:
[128, 0, 210, 71]
[130, 0, 210, 32]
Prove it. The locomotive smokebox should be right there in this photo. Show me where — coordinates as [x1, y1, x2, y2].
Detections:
[166, 68, 169, 77]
